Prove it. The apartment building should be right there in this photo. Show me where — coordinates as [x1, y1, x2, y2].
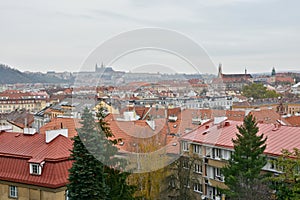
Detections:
[179, 118, 300, 200]
[0, 90, 48, 113]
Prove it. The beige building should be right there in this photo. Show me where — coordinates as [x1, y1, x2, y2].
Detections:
[0, 130, 72, 200]
[178, 118, 300, 200]
[0, 90, 48, 113]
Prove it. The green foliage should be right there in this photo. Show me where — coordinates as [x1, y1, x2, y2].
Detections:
[242, 83, 280, 99]
[67, 107, 136, 200]
[67, 107, 109, 200]
[222, 114, 271, 199]
[269, 148, 300, 200]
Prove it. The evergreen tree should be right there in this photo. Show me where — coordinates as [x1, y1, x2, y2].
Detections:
[222, 114, 271, 200]
[67, 107, 109, 200]
[96, 106, 136, 199]
[67, 107, 136, 200]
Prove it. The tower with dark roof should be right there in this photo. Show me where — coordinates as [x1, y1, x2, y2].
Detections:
[271, 67, 276, 76]
[218, 63, 223, 78]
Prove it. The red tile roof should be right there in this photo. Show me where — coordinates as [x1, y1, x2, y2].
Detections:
[249, 109, 290, 125]
[284, 116, 300, 127]
[0, 131, 73, 188]
[39, 118, 81, 138]
[182, 120, 300, 157]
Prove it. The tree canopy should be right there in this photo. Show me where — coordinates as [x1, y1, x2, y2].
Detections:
[242, 83, 280, 99]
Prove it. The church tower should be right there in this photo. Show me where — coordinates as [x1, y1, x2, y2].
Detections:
[218, 63, 223, 78]
[271, 67, 276, 76]
[95, 63, 98, 72]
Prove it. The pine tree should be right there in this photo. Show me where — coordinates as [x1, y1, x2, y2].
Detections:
[96, 106, 136, 199]
[222, 114, 271, 200]
[67, 107, 136, 200]
[67, 107, 109, 200]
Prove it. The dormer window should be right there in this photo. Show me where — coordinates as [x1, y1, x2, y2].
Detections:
[30, 163, 42, 175]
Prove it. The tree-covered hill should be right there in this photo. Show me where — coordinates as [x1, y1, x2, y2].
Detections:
[0, 64, 69, 84]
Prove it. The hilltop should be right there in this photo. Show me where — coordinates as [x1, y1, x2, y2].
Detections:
[0, 64, 69, 84]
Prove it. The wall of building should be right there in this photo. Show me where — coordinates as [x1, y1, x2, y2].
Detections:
[0, 181, 67, 200]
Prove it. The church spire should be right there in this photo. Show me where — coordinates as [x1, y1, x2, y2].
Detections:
[218, 63, 222, 78]
[271, 67, 276, 76]
[95, 63, 98, 72]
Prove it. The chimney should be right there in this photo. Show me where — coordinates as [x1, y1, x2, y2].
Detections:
[224, 121, 230, 127]
[46, 129, 68, 143]
[24, 118, 28, 128]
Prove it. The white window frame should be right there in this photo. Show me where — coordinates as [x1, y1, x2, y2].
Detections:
[182, 141, 189, 152]
[213, 148, 222, 160]
[9, 185, 18, 198]
[194, 163, 202, 174]
[193, 144, 202, 155]
[193, 182, 202, 193]
[214, 167, 224, 182]
[30, 163, 42, 175]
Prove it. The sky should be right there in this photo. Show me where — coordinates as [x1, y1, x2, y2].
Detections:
[0, 0, 299, 74]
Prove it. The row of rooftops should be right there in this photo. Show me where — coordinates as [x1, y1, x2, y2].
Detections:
[0, 104, 299, 189]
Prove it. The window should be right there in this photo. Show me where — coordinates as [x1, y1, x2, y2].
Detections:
[193, 144, 202, 155]
[182, 141, 189, 152]
[212, 148, 222, 159]
[182, 159, 189, 169]
[193, 183, 202, 193]
[205, 147, 212, 157]
[9, 186, 18, 198]
[183, 178, 190, 188]
[194, 163, 202, 174]
[214, 167, 224, 182]
[30, 163, 42, 175]
[65, 190, 69, 200]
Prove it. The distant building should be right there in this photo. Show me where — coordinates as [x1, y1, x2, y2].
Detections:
[0, 90, 48, 113]
[212, 63, 253, 93]
[291, 82, 300, 94]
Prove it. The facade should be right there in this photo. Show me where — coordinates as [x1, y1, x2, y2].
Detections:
[285, 100, 300, 115]
[0, 130, 72, 200]
[211, 64, 253, 93]
[0, 90, 48, 113]
[178, 118, 300, 200]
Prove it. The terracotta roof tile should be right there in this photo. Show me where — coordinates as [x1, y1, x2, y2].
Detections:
[0, 131, 73, 188]
[39, 118, 81, 138]
[182, 120, 300, 157]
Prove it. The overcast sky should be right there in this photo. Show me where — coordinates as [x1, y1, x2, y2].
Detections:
[0, 0, 299, 74]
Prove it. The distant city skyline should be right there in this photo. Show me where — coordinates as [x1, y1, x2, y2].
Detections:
[0, 0, 299, 74]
